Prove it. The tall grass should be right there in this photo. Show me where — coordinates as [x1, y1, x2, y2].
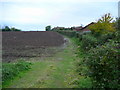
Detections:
[2, 60, 32, 84]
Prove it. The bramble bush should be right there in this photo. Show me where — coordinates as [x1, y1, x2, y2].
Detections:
[80, 34, 98, 51]
[85, 40, 120, 88]
[2, 60, 32, 83]
[97, 33, 115, 45]
[79, 32, 117, 52]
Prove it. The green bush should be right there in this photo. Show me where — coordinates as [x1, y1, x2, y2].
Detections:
[80, 34, 98, 51]
[2, 60, 32, 83]
[85, 40, 120, 88]
[57, 30, 78, 38]
[95, 33, 116, 46]
[78, 28, 120, 88]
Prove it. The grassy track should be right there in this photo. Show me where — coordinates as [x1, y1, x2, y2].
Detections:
[3, 37, 80, 88]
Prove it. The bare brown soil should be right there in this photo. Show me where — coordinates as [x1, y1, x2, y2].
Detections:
[2, 31, 65, 62]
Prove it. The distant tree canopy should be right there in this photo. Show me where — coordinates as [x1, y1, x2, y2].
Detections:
[0, 26, 21, 31]
[51, 26, 73, 31]
[45, 25, 51, 31]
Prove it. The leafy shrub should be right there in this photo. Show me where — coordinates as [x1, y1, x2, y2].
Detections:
[2, 60, 32, 83]
[85, 40, 120, 88]
[89, 22, 115, 35]
[97, 33, 116, 45]
[80, 34, 98, 51]
[115, 17, 120, 30]
[57, 30, 78, 37]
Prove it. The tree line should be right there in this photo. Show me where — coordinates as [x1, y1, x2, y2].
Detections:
[0, 26, 21, 31]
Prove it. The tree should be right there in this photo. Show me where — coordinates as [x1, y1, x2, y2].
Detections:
[89, 13, 115, 35]
[11, 27, 16, 31]
[11, 27, 21, 31]
[4, 26, 11, 31]
[45, 25, 51, 31]
[98, 13, 113, 23]
[1, 26, 21, 31]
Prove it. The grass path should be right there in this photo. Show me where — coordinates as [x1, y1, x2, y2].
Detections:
[4, 37, 79, 88]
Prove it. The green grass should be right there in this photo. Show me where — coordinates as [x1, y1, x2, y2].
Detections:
[2, 61, 32, 87]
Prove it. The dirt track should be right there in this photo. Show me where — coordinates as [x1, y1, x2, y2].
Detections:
[2, 31, 65, 62]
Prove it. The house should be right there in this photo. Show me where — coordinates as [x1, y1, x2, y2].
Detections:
[71, 22, 95, 32]
[72, 26, 83, 31]
[80, 22, 95, 33]
[51, 22, 95, 32]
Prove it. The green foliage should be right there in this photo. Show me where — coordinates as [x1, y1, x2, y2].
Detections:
[71, 76, 92, 88]
[80, 34, 98, 51]
[1, 26, 21, 31]
[51, 26, 72, 31]
[97, 33, 115, 45]
[117, 18, 120, 30]
[98, 13, 113, 23]
[11, 27, 21, 31]
[57, 30, 78, 38]
[45, 25, 51, 31]
[85, 40, 120, 88]
[115, 17, 120, 30]
[2, 60, 32, 83]
[69, 38, 93, 88]
[4, 26, 11, 31]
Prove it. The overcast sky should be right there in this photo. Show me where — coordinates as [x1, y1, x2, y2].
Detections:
[0, 0, 119, 31]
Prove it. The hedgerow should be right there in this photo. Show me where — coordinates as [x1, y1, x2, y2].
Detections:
[56, 30, 78, 38]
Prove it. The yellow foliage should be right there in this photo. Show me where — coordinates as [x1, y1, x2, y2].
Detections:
[89, 13, 115, 34]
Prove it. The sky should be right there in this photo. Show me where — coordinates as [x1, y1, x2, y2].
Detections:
[0, 0, 119, 31]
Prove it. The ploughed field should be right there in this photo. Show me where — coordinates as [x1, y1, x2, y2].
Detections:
[2, 31, 65, 62]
